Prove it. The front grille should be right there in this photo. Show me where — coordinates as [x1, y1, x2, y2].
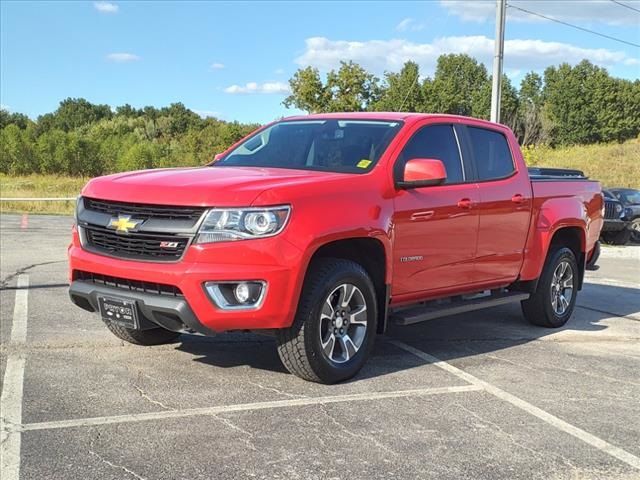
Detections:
[73, 270, 183, 297]
[84, 197, 206, 221]
[604, 201, 618, 220]
[84, 226, 189, 261]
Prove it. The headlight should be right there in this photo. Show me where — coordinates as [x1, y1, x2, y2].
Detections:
[195, 206, 290, 243]
[615, 204, 623, 214]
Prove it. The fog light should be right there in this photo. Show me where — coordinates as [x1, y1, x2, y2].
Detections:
[234, 283, 251, 303]
[204, 281, 266, 310]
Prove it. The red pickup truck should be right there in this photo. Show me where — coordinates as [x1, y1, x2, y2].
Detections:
[69, 113, 603, 383]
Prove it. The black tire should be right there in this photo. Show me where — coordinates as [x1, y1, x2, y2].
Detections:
[103, 319, 181, 346]
[522, 247, 578, 328]
[276, 258, 377, 384]
[607, 228, 632, 246]
[629, 218, 640, 243]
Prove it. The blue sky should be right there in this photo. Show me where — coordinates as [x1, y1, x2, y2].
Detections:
[1, 0, 639, 123]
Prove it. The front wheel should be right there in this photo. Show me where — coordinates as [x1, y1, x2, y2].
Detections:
[276, 258, 377, 384]
[522, 247, 578, 328]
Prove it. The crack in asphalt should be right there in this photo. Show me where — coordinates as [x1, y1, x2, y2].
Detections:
[0, 260, 66, 289]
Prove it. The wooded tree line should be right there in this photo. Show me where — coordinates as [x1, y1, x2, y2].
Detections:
[0, 100, 257, 176]
[285, 55, 640, 147]
[1, 54, 638, 177]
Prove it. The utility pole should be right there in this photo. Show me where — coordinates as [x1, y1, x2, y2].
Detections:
[490, 0, 506, 123]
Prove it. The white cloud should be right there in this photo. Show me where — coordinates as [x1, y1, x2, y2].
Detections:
[224, 81, 290, 94]
[396, 17, 424, 32]
[106, 52, 140, 62]
[274, 68, 286, 75]
[210, 62, 225, 70]
[0, 104, 10, 111]
[295, 36, 637, 74]
[94, 1, 118, 14]
[440, 0, 639, 26]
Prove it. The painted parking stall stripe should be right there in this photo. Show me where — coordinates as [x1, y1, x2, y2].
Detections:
[1, 274, 29, 480]
[16, 384, 482, 433]
[389, 340, 640, 471]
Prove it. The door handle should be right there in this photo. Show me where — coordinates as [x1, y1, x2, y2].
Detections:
[511, 194, 526, 204]
[457, 198, 473, 209]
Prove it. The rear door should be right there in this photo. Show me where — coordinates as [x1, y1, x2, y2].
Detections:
[462, 125, 532, 284]
[392, 123, 480, 296]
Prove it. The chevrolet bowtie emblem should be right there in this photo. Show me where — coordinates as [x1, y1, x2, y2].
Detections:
[108, 215, 143, 234]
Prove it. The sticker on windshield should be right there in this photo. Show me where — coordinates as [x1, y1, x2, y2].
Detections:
[357, 159, 372, 168]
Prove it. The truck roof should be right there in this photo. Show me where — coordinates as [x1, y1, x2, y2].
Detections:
[281, 112, 502, 128]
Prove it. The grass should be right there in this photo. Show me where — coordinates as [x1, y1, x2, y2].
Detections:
[0, 174, 87, 215]
[1, 139, 638, 215]
[522, 138, 640, 189]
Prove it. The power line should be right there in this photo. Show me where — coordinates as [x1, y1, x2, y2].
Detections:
[507, 3, 640, 48]
[610, 0, 640, 14]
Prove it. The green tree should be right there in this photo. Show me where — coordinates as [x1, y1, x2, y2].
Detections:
[426, 54, 489, 116]
[373, 61, 425, 112]
[284, 67, 330, 113]
[516, 72, 545, 145]
[284, 62, 380, 113]
[37, 98, 113, 133]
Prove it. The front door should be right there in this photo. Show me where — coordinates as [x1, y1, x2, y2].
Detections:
[392, 124, 480, 297]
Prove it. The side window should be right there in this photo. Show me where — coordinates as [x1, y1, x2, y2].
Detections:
[395, 125, 464, 184]
[467, 127, 515, 181]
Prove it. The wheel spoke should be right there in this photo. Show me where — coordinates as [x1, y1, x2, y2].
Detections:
[321, 297, 334, 321]
[562, 274, 573, 289]
[339, 284, 356, 308]
[322, 334, 336, 358]
[349, 305, 367, 325]
[339, 335, 358, 361]
[559, 294, 569, 312]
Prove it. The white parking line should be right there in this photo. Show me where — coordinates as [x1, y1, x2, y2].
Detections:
[584, 277, 640, 289]
[15, 384, 482, 433]
[1, 274, 29, 480]
[389, 340, 640, 471]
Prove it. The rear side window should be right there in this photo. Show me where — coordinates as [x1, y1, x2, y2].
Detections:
[467, 127, 515, 181]
[395, 125, 464, 184]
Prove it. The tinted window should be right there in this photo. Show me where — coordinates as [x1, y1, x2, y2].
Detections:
[467, 127, 515, 180]
[395, 125, 464, 184]
[216, 120, 403, 174]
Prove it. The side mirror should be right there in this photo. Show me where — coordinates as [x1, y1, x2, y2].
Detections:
[397, 158, 447, 189]
[213, 153, 224, 162]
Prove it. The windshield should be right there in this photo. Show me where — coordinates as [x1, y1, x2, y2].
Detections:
[214, 119, 403, 174]
[617, 190, 640, 205]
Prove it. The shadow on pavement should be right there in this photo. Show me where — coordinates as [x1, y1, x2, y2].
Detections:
[173, 282, 639, 380]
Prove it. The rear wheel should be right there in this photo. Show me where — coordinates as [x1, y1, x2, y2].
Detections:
[103, 319, 181, 345]
[276, 258, 377, 384]
[522, 247, 578, 328]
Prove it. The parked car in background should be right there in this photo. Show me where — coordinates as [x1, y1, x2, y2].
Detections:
[600, 190, 631, 245]
[609, 188, 640, 244]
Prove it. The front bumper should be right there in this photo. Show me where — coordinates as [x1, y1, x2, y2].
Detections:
[69, 280, 212, 335]
[601, 219, 629, 233]
[68, 227, 306, 334]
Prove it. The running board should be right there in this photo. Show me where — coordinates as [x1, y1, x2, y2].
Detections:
[390, 291, 530, 326]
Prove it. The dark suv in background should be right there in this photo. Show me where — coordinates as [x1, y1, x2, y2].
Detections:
[609, 188, 640, 244]
[600, 190, 630, 245]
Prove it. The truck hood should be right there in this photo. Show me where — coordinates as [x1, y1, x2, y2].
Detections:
[82, 166, 345, 207]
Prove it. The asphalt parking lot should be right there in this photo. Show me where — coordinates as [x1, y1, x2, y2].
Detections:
[1, 213, 639, 480]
